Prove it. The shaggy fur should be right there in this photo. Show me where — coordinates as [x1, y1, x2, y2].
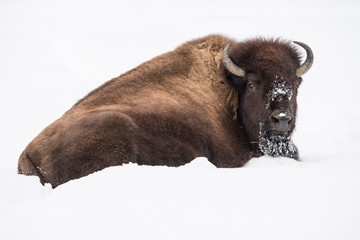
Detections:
[18, 35, 307, 187]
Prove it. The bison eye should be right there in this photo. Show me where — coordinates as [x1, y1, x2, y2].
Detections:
[248, 83, 255, 89]
[294, 85, 299, 89]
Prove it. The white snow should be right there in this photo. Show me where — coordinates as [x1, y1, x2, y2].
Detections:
[1, 0, 360, 239]
[267, 76, 293, 102]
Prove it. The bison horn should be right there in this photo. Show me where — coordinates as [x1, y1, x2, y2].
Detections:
[222, 44, 245, 77]
[294, 41, 314, 77]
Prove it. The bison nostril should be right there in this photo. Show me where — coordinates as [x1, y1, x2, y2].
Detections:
[270, 114, 293, 132]
[272, 115, 292, 123]
[272, 115, 279, 123]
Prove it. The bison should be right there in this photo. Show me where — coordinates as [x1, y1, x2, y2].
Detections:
[18, 35, 313, 187]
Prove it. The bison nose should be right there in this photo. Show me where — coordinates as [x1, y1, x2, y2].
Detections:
[270, 113, 293, 132]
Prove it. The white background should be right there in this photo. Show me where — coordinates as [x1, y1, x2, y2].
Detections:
[1, 0, 360, 239]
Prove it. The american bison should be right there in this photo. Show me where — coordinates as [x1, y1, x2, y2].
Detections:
[18, 35, 313, 187]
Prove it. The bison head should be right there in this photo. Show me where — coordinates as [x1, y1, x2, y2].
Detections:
[223, 39, 313, 160]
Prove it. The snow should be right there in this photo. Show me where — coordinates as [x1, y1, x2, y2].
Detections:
[1, 0, 360, 239]
[259, 134, 298, 159]
[267, 76, 293, 103]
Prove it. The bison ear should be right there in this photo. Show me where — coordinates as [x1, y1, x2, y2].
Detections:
[226, 72, 248, 89]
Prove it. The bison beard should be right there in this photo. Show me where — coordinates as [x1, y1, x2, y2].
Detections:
[259, 135, 298, 159]
[259, 124, 299, 160]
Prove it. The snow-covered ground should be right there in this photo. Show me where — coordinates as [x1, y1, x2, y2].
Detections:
[1, 0, 360, 239]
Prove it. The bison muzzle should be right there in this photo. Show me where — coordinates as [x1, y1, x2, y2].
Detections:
[18, 35, 313, 187]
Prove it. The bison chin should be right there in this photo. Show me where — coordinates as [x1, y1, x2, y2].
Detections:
[258, 131, 299, 160]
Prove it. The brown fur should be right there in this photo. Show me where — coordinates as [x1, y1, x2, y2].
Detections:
[18, 35, 305, 187]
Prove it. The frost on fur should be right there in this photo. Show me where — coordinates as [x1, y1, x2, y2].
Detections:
[258, 122, 299, 160]
[259, 135, 298, 159]
[266, 76, 293, 106]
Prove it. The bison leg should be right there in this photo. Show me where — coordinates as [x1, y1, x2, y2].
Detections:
[18, 110, 139, 187]
[18, 150, 48, 185]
